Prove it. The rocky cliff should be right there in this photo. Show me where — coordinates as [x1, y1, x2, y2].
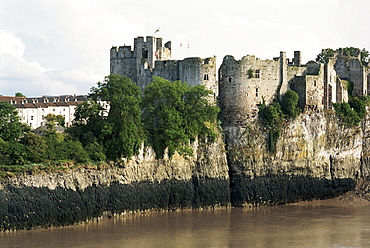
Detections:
[1, 110, 370, 231]
[0, 137, 230, 231]
[224, 109, 370, 206]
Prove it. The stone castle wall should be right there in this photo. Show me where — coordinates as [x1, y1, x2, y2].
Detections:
[110, 36, 217, 98]
[218, 53, 285, 124]
[111, 37, 369, 128]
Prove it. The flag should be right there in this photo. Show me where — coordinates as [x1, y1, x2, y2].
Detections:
[154, 27, 160, 34]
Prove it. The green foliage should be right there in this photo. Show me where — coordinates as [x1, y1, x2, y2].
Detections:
[84, 142, 106, 161]
[258, 90, 301, 152]
[343, 80, 354, 97]
[333, 102, 361, 126]
[45, 113, 65, 127]
[316, 48, 335, 63]
[316, 47, 369, 67]
[0, 102, 30, 141]
[349, 97, 367, 119]
[67, 100, 106, 146]
[141, 77, 219, 159]
[258, 102, 284, 152]
[247, 68, 254, 78]
[93, 74, 145, 160]
[15, 92, 25, 97]
[333, 96, 369, 126]
[70, 74, 145, 161]
[43, 138, 89, 163]
[19, 132, 47, 163]
[281, 90, 301, 118]
[360, 48, 370, 67]
[0, 141, 27, 165]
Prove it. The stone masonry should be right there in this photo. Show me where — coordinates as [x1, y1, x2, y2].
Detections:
[110, 36, 217, 98]
[111, 37, 369, 127]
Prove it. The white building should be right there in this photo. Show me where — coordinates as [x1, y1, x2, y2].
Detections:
[0, 95, 88, 129]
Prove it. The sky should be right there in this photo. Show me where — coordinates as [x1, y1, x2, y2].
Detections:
[1, 0, 369, 97]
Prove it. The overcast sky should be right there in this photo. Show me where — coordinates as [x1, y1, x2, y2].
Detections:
[1, 0, 369, 97]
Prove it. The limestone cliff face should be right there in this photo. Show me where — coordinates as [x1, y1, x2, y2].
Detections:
[224, 110, 370, 206]
[1, 137, 228, 191]
[0, 137, 229, 231]
[2, 110, 370, 230]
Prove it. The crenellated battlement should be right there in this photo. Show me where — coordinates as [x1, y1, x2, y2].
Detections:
[110, 36, 217, 96]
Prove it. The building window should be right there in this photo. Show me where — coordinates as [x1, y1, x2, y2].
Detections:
[142, 46, 148, 58]
[256, 88, 258, 97]
[314, 80, 316, 86]
[255, 70, 260, 78]
[228, 77, 232, 83]
[204, 74, 209, 80]
[31, 116, 34, 120]
[53, 108, 55, 112]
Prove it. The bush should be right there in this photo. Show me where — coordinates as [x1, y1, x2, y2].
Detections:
[333, 102, 361, 126]
[281, 90, 301, 118]
[0, 141, 27, 165]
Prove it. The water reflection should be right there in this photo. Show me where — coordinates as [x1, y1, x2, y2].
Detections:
[1, 205, 370, 248]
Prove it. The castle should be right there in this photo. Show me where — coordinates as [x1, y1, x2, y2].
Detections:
[111, 36, 370, 126]
[110, 36, 218, 97]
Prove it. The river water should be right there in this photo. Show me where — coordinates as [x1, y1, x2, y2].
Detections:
[1, 205, 370, 248]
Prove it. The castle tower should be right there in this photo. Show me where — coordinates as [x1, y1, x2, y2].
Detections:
[110, 36, 172, 88]
[279, 51, 288, 96]
[334, 48, 368, 97]
[293, 51, 301, 67]
[110, 36, 217, 97]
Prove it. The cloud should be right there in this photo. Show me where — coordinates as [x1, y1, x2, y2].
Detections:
[0, 29, 25, 58]
[1, 0, 369, 98]
[0, 54, 80, 97]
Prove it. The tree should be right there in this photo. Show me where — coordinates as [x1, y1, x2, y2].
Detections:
[89, 74, 145, 160]
[19, 132, 47, 163]
[281, 90, 301, 118]
[316, 47, 369, 67]
[258, 103, 283, 152]
[141, 77, 219, 158]
[316, 48, 336, 63]
[68, 100, 106, 146]
[15, 92, 25, 97]
[0, 102, 29, 141]
[349, 97, 366, 119]
[333, 102, 361, 126]
[360, 48, 369, 67]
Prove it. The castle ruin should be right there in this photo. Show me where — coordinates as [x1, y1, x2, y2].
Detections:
[219, 49, 369, 126]
[111, 36, 370, 126]
[110, 36, 217, 97]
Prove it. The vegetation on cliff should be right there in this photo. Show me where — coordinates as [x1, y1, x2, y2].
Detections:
[258, 90, 301, 152]
[141, 77, 219, 158]
[333, 96, 369, 126]
[0, 76, 219, 174]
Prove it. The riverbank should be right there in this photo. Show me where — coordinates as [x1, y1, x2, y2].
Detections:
[289, 177, 370, 207]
